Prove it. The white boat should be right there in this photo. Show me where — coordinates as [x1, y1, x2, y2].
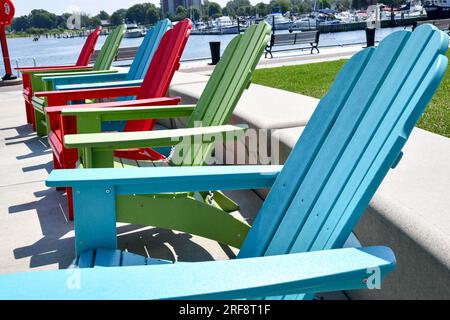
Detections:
[194, 21, 207, 32]
[335, 11, 358, 23]
[265, 13, 292, 30]
[125, 23, 145, 38]
[211, 16, 240, 34]
[424, 0, 450, 19]
[293, 16, 317, 30]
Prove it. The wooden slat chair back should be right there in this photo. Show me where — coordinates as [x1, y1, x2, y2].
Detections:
[126, 19, 172, 82]
[172, 21, 272, 166]
[92, 25, 125, 71]
[238, 24, 448, 292]
[121, 19, 192, 132]
[76, 26, 102, 66]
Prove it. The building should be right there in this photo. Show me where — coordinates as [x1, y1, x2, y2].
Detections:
[161, 0, 202, 16]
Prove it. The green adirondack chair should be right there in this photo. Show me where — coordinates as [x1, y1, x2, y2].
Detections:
[1, 24, 446, 301]
[31, 25, 125, 136]
[48, 22, 272, 247]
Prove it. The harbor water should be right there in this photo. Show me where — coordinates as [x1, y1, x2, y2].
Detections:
[0, 26, 410, 75]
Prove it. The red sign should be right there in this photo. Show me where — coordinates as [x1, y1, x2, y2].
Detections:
[0, 0, 14, 26]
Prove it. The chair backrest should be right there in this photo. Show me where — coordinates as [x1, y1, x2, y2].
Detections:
[93, 25, 125, 71]
[171, 21, 272, 166]
[126, 19, 172, 81]
[238, 25, 448, 262]
[76, 26, 102, 66]
[122, 19, 192, 132]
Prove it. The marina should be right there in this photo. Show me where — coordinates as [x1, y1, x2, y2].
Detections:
[424, 0, 450, 19]
[0, 23, 436, 75]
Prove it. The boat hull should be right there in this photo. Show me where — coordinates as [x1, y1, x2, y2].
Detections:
[265, 22, 292, 31]
[124, 31, 144, 38]
[220, 26, 240, 34]
[424, 5, 450, 19]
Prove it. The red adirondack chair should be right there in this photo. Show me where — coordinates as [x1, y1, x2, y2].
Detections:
[38, 18, 192, 220]
[17, 26, 102, 127]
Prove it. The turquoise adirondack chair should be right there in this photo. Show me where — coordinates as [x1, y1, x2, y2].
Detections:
[0, 24, 446, 300]
[42, 19, 172, 96]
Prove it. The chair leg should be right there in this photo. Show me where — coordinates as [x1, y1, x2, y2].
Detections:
[26, 99, 37, 130]
[25, 100, 33, 125]
[34, 109, 47, 137]
[61, 153, 78, 222]
[67, 187, 74, 221]
[52, 154, 66, 192]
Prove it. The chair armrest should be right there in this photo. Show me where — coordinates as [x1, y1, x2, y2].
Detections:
[16, 65, 92, 73]
[51, 71, 130, 89]
[46, 165, 281, 193]
[0, 246, 395, 300]
[40, 69, 120, 83]
[35, 86, 143, 106]
[34, 69, 118, 80]
[62, 104, 195, 123]
[45, 97, 182, 115]
[64, 124, 248, 150]
[56, 79, 144, 91]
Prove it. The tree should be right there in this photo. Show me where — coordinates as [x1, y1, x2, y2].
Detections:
[110, 9, 127, 26]
[225, 0, 251, 17]
[255, 2, 269, 17]
[126, 4, 147, 24]
[317, 0, 332, 9]
[89, 16, 102, 28]
[208, 2, 223, 18]
[335, 0, 352, 11]
[188, 7, 201, 21]
[144, 3, 160, 25]
[29, 9, 57, 29]
[11, 16, 30, 32]
[269, 0, 292, 13]
[351, 0, 369, 9]
[175, 5, 188, 21]
[56, 13, 72, 28]
[243, 6, 256, 16]
[97, 10, 110, 20]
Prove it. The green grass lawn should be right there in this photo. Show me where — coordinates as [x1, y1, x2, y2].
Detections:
[252, 52, 450, 138]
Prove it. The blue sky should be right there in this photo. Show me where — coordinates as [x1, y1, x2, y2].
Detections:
[13, 0, 267, 16]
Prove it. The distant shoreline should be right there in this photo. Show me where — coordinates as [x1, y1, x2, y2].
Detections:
[6, 29, 103, 39]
